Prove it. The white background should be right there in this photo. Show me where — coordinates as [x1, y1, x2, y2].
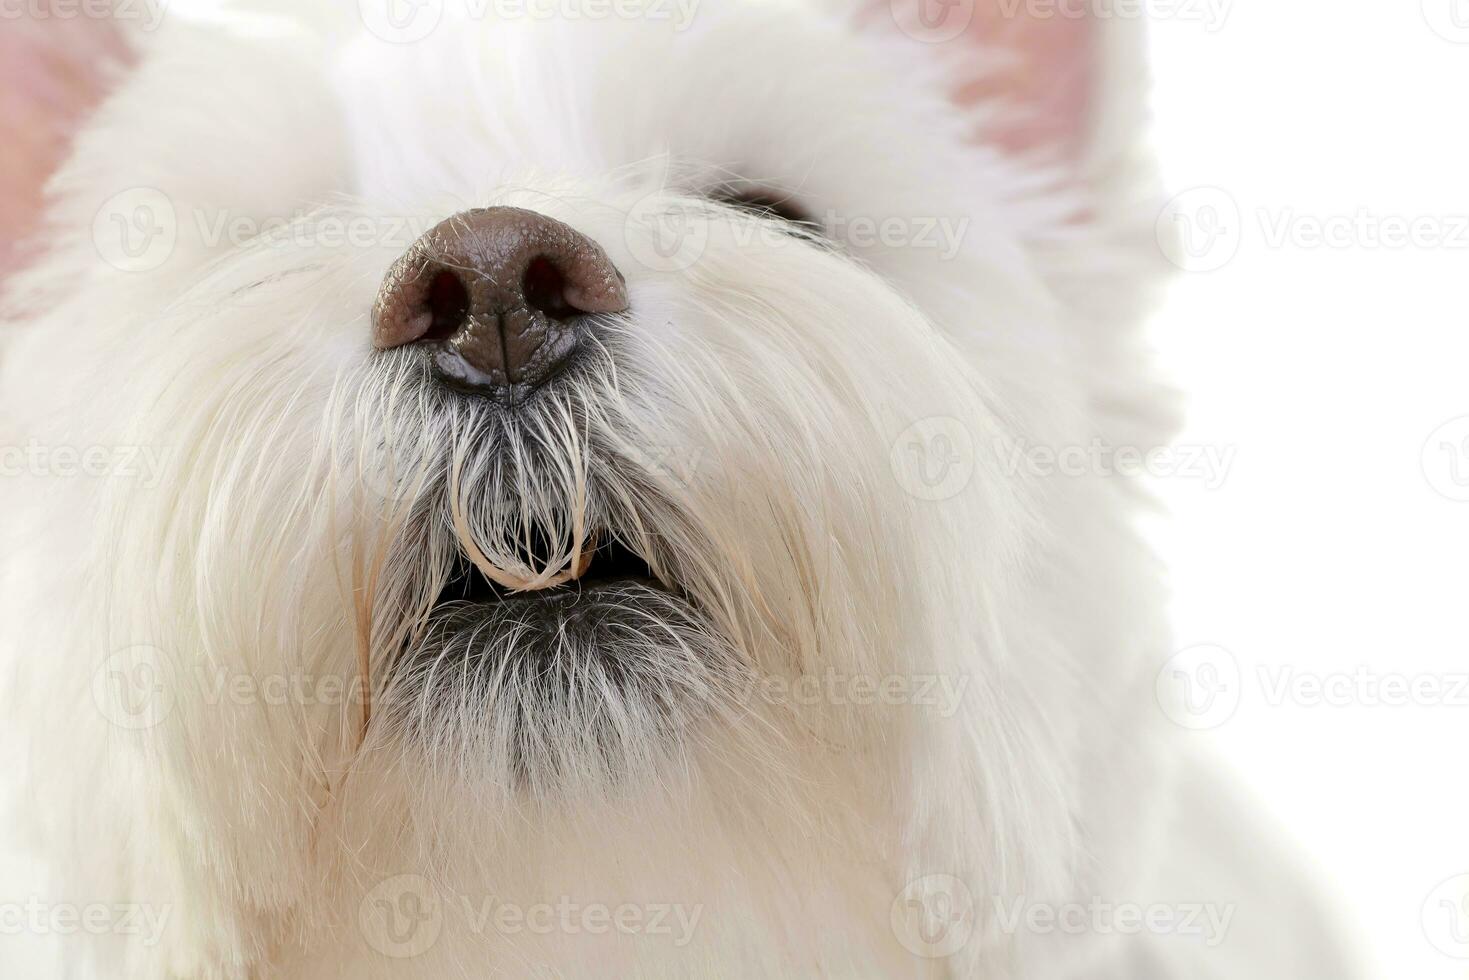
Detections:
[1145, 2, 1469, 977]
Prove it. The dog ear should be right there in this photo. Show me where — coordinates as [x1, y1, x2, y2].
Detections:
[872, 0, 1150, 170]
[0, 9, 133, 274]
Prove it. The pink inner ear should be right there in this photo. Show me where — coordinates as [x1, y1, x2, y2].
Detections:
[882, 1, 1095, 159]
[960, 6, 1094, 158]
[0, 17, 130, 275]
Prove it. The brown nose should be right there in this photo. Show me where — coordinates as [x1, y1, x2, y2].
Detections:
[372, 207, 628, 404]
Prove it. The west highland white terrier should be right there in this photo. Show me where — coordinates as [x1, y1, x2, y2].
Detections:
[1, 1, 1358, 977]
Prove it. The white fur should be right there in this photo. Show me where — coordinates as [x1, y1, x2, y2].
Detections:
[0, 2, 1356, 977]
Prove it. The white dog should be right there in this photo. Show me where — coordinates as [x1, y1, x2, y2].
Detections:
[0, 1, 1359, 977]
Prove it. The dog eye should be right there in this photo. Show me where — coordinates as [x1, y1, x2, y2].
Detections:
[711, 188, 816, 229]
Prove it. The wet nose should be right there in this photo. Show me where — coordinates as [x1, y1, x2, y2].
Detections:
[372, 207, 628, 404]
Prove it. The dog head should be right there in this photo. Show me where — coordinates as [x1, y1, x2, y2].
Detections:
[1, 1, 1167, 974]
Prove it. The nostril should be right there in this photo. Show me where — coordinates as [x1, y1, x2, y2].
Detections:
[424, 269, 470, 342]
[522, 256, 577, 321]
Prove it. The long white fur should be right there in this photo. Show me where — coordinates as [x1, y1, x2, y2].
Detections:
[0, 2, 1359, 978]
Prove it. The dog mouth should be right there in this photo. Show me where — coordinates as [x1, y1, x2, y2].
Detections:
[411, 515, 705, 657]
[431, 529, 670, 611]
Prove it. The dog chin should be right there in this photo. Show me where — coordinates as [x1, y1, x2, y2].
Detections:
[381, 580, 742, 794]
